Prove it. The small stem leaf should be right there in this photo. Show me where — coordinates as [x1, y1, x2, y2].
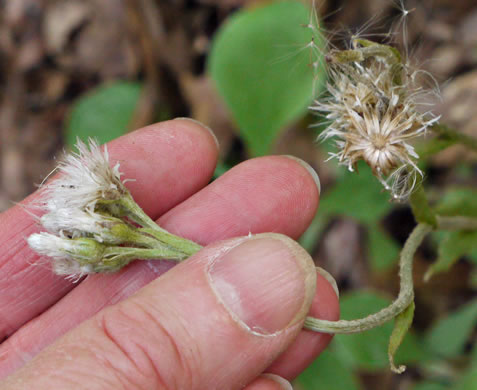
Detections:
[410, 184, 437, 227]
[425, 230, 477, 281]
[388, 301, 415, 374]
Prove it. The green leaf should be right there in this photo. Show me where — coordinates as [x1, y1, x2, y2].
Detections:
[319, 162, 393, 224]
[435, 188, 477, 218]
[388, 301, 415, 373]
[368, 224, 400, 271]
[425, 230, 477, 281]
[425, 298, 477, 359]
[332, 291, 428, 371]
[294, 349, 361, 390]
[66, 81, 142, 147]
[452, 359, 477, 390]
[208, 1, 324, 156]
[413, 383, 449, 390]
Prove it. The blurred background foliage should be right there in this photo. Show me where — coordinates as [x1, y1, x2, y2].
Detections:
[1, 0, 477, 389]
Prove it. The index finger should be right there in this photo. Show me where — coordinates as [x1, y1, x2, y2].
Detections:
[0, 119, 219, 341]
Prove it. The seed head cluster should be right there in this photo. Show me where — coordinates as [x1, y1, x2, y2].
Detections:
[28, 139, 130, 278]
[311, 42, 440, 200]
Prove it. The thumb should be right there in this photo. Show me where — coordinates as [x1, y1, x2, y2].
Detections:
[3, 233, 316, 390]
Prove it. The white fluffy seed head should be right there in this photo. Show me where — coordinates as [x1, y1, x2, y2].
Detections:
[40, 209, 125, 243]
[27, 233, 102, 278]
[312, 51, 440, 201]
[28, 138, 132, 277]
[40, 138, 127, 213]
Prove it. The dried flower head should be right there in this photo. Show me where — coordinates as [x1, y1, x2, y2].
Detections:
[311, 39, 440, 200]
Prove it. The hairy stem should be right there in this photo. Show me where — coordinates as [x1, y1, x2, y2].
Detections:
[409, 182, 437, 227]
[304, 224, 432, 333]
[140, 228, 202, 256]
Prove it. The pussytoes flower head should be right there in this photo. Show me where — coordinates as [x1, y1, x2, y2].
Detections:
[41, 138, 127, 213]
[28, 233, 104, 277]
[28, 138, 133, 278]
[28, 138, 199, 279]
[311, 40, 440, 200]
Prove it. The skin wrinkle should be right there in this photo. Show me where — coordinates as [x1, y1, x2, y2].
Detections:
[98, 300, 194, 390]
[96, 314, 151, 390]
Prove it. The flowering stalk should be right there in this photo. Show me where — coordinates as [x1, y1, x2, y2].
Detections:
[307, 27, 477, 372]
[28, 139, 201, 279]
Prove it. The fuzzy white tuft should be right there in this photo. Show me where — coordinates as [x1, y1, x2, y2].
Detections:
[311, 51, 440, 200]
[28, 138, 129, 278]
[41, 138, 126, 213]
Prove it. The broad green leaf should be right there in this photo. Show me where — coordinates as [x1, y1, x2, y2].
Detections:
[66, 81, 142, 147]
[435, 188, 477, 218]
[294, 349, 361, 390]
[368, 224, 400, 270]
[319, 162, 393, 224]
[426, 231, 477, 281]
[388, 301, 415, 373]
[332, 291, 428, 371]
[425, 298, 477, 359]
[208, 1, 324, 156]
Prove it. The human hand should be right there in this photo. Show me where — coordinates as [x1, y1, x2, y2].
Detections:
[0, 119, 339, 389]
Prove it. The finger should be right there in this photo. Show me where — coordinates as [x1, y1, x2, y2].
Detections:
[0, 119, 218, 340]
[158, 154, 321, 244]
[244, 374, 293, 390]
[266, 270, 340, 380]
[2, 234, 317, 390]
[0, 155, 321, 378]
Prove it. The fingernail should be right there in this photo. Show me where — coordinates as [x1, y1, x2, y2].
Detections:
[208, 233, 316, 335]
[316, 266, 339, 298]
[261, 374, 294, 390]
[174, 117, 219, 149]
[284, 156, 321, 194]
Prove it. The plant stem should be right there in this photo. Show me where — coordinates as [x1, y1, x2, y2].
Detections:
[409, 182, 437, 227]
[140, 228, 202, 256]
[304, 223, 432, 333]
[304, 213, 477, 334]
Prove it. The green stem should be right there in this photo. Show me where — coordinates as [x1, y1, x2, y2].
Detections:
[304, 223, 432, 333]
[103, 246, 188, 261]
[118, 194, 168, 232]
[140, 228, 202, 256]
[117, 193, 202, 256]
[409, 182, 437, 227]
